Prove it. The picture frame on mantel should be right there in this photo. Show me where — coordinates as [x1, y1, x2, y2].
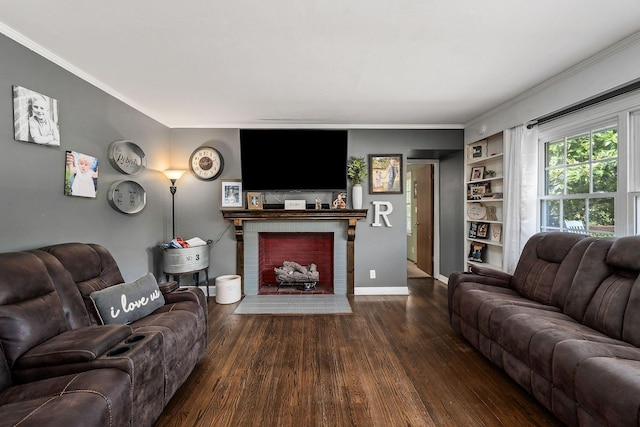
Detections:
[247, 192, 263, 210]
[369, 154, 403, 194]
[221, 180, 243, 208]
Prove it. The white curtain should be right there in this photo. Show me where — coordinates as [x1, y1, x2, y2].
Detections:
[503, 124, 539, 273]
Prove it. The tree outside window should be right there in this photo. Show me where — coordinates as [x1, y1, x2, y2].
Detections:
[540, 126, 617, 236]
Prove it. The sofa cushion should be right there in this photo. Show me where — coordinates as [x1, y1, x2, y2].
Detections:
[510, 232, 592, 307]
[575, 357, 640, 427]
[0, 368, 132, 427]
[0, 252, 69, 367]
[90, 273, 165, 325]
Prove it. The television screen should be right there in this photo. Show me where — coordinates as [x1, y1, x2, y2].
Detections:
[240, 129, 348, 192]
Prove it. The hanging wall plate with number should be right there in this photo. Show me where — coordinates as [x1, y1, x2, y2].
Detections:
[189, 146, 224, 181]
[108, 140, 147, 175]
[107, 180, 147, 214]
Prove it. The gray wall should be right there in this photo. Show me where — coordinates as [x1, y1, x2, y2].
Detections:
[0, 32, 465, 291]
[439, 150, 465, 276]
[0, 34, 171, 281]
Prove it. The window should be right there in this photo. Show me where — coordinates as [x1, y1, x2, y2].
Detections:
[540, 124, 617, 236]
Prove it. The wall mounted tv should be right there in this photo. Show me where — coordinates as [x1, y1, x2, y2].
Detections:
[240, 129, 348, 192]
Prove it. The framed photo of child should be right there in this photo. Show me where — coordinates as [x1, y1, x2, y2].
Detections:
[221, 180, 243, 208]
[65, 151, 98, 198]
[13, 86, 60, 147]
[369, 154, 403, 194]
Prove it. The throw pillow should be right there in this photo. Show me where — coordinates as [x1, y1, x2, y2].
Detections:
[90, 272, 165, 325]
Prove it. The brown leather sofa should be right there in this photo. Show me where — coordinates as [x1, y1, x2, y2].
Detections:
[0, 242, 208, 427]
[449, 232, 640, 426]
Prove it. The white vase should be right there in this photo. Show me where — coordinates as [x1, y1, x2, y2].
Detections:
[352, 184, 363, 209]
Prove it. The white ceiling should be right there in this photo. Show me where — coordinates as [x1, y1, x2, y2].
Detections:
[1, 1, 640, 128]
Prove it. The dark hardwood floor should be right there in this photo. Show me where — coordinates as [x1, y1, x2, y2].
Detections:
[155, 278, 562, 427]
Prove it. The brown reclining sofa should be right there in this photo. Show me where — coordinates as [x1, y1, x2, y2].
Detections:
[449, 231, 640, 426]
[0, 242, 207, 427]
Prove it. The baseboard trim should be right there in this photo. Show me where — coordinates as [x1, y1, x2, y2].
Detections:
[437, 274, 449, 285]
[354, 286, 410, 295]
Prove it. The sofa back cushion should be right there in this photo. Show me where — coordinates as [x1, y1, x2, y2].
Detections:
[511, 232, 592, 307]
[40, 243, 125, 325]
[598, 236, 640, 346]
[31, 250, 91, 329]
[0, 252, 68, 367]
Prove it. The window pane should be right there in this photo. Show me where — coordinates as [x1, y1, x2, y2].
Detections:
[592, 128, 618, 161]
[566, 164, 589, 194]
[546, 140, 564, 167]
[564, 199, 586, 225]
[592, 160, 617, 192]
[589, 198, 614, 235]
[541, 200, 560, 228]
[546, 169, 564, 195]
[567, 133, 589, 164]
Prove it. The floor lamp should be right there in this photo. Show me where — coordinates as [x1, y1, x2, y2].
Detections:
[162, 169, 186, 238]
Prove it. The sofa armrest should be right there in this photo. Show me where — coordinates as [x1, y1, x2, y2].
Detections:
[469, 264, 513, 286]
[14, 325, 132, 369]
[159, 280, 179, 294]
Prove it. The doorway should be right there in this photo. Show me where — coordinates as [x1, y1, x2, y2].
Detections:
[406, 161, 437, 278]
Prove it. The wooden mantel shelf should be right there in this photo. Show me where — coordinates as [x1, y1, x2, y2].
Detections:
[221, 209, 368, 222]
[221, 209, 368, 294]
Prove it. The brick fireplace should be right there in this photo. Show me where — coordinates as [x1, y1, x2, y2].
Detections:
[259, 232, 334, 294]
[221, 209, 367, 295]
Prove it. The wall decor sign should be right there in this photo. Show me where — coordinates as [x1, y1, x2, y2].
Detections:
[12, 86, 60, 146]
[221, 181, 242, 208]
[108, 140, 147, 175]
[369, 154, 403, 194]
[107, 180, 147, 214]
[65, 151, 98, 198]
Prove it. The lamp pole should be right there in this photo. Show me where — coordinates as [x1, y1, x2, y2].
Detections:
[162, 170, 186, 239]
[169, 178, 177, 238]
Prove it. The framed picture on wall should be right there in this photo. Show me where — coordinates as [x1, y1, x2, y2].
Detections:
[12, 86, 60, 146]
[221, 180, 243, 208]
[64, 151, 98, 198]
[369, 154, 403, 194]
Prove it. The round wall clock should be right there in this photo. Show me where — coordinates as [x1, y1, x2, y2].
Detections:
[190, 146, 224, 181]
[107, 140, 147, 175]
[107, 180, 147, 214]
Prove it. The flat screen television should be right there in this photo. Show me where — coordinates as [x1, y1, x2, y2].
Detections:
[240, 129, 348, 192]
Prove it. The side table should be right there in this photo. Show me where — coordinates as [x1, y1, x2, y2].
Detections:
[164, 267, 210, 299]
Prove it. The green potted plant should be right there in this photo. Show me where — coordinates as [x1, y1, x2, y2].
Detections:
[347, 156, 367, 209]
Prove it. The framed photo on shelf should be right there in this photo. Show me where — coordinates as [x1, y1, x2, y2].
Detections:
[247, 192, 263, 210]
[467, 182, 491, 200]
[221, 180, 243, 208]
[491, 224, 502, 242]
[467, 140, 487, 160]
[468, 241, 487, 263]
[331, 191, 347, 209]
[369, 154, 403, 194]
[468, 221, 489, 239]
[470, 166, 485, 181]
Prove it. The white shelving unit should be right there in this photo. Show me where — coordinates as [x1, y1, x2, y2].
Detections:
[464, 132, 505, 271]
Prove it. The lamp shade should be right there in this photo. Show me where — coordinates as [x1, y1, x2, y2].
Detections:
[163, 169, 186, 181]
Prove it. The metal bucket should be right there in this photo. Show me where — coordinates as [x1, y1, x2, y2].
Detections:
[162, 244, 210, 274]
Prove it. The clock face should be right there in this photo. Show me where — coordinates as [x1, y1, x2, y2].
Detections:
[190, 147, 223, 181]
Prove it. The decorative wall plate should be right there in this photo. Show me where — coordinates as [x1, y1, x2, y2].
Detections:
[107, 180, 146, 214]
[108, 140, 147, 175]
[467, 203, 487, 220]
